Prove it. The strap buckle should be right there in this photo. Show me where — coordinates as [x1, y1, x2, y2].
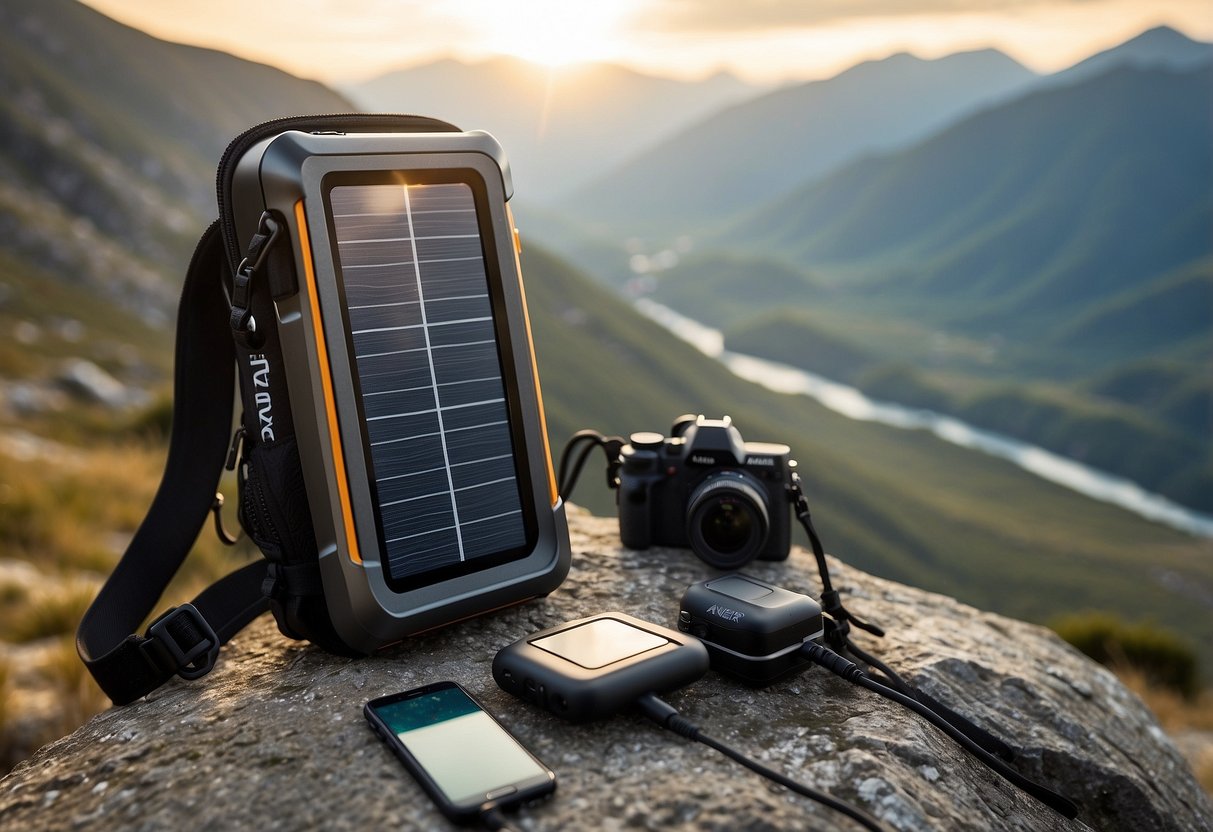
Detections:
[230, 211, 281, 346]
[788, 471, 810, 515]
[146, 603, 220, 681]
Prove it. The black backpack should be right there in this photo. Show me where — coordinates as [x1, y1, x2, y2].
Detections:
[76, 115, 466, 706]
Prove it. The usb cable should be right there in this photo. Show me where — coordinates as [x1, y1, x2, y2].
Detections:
[801, 642, 1078, 819]
[478, 805, 521, 832]
[635, 692, 891, 832]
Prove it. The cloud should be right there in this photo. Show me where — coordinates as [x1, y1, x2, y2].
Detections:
[641, 0, 1102, 33]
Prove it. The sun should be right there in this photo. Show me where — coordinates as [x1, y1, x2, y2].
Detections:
[453, 0, 638, 67]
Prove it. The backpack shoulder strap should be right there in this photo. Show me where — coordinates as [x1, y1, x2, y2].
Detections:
[76, 221, 268, 706]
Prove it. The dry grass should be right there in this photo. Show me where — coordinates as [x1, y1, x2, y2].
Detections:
[0, 434, 261, 773]
[0, 580, 97, 643]
[0, 656, 8, 740]
[0, 444, 162, 573]
[1116, 665, 1213, 795]
[0, 440, 255, 587]
[1119, 667, 1213, 732]
[39, 636, 110, 735]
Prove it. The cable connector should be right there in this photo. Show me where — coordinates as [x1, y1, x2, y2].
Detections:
[635, 691, 679, 726]
[636, 692, 700, 740]
[802, 642, 864, 682]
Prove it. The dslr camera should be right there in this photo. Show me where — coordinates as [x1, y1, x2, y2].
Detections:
[617, 415, 794, 569]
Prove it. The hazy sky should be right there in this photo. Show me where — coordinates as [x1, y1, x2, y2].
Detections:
[78, 0, 1212, 83]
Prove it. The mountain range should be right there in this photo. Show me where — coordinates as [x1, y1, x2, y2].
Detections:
[635, 51, 1213, 511]
[733, 63, 1212, 324]
[1049, 24, 1213, 85]
[2, 2, 1212, 671]
[343, 58, 757, 199]
[563, 48, 1039, 234]
[0, 0, 349, 323]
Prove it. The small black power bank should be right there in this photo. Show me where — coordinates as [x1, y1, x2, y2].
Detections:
[493, 612, 709, 722]
[679, 574, 824, 685]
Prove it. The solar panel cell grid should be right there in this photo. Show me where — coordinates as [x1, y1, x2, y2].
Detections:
[330, 182, 527, 581]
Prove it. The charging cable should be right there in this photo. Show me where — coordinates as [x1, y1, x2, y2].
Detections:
[478, 805, 521, 832]
[839, 634, 1015, 761]
[557, 430, 625, 500]
[635, 693, 891, 832]
[801, 642, 1078, 819]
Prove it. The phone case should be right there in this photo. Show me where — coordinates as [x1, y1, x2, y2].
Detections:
[364, 681, 556, 821]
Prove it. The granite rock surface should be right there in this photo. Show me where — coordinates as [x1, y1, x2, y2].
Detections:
[2, 508, 1210, 831]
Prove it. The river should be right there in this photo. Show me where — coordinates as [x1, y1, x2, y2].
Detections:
[636, 299, 1213, 539]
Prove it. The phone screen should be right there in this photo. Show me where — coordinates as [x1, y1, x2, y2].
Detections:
[368, 683, 550, 809]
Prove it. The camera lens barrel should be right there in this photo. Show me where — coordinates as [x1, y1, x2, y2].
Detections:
[686, 471, 770, 570]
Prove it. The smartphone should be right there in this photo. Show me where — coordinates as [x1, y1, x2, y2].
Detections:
[364, 681, 556, 823]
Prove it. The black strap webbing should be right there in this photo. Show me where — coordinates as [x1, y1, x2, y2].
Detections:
[76, 221, 268, 706]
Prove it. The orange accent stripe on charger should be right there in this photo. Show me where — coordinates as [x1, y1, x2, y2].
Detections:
[507, 205, 559, 506]
[296, 199, 362, 564]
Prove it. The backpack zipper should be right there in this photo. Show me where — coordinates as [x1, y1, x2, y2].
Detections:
[214, 113, 460, 273]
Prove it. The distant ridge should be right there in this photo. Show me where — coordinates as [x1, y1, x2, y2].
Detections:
[730, 62, 1213, 333]
[563, 49, 1038, 234]
[1052, 25, 1213, 86]
[343, 56, 758, 198]
[1, 0, 350, 199]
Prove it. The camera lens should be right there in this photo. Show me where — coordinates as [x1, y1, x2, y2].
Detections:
[686, 471, 770, 570]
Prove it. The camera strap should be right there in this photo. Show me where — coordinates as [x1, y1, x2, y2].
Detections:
[789, 473, 1016, 760]
[76, 222, 269, 706]
[788, 472, 885, 642]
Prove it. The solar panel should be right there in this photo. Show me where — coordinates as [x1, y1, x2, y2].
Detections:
[327, 180, 529, 585]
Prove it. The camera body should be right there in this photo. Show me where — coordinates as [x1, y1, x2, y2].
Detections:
[617, 415, 794, 569]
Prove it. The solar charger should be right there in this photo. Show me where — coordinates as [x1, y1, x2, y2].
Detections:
[231, 128, 570, 652]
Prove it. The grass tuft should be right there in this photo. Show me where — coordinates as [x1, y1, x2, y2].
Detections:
[1053, 611, 1200, 699]
[1114, 666, 1213, 795]
[0, 581, 97, 643]
[40, 636, 109, 735]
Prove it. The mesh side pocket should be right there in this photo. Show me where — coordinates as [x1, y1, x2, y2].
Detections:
[238, 437, 357, 653]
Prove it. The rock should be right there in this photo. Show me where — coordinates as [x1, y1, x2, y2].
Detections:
[1, 509, 1209, 831]
[0, 381, 69, 417]
[56, 359, 142, 409]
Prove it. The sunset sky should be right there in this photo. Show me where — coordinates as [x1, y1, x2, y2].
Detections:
[78, 0, 1211, 84]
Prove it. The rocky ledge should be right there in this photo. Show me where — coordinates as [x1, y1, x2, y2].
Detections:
[1, 509, 1210, 831]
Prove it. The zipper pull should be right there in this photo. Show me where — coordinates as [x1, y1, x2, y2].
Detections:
[210, 492, 242, 546]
